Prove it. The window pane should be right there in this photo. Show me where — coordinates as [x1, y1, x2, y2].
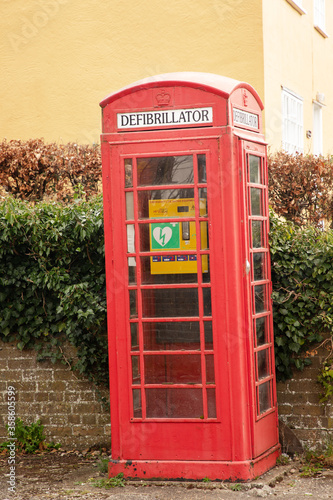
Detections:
[144, 354, 201, 384]
[207, 388, 217, 418]
[129, 290, 137, 318]
[142, 288, 199, 317]
[127, 224, 135, 253]
[137, 156, 193, 186]
[254, 284, 266, 314]
[314, 0, 325, 30]
[205, 354, 215, 384]
[202, 255, 210, 283]
[257, 349, 269, 380]
[258, 381, 271, 414]
[140, 222, 200, 254]
[250, 188, 262, 216]
[125, 159, 133, 188]
[132, 355, 140, 384]
[255, 316, 268, 346]
[200, 221, 209, 250]
[204, 321, 213, 349]
[132, 389, 142, 418]
[139, 223, 150, 252]
[128, 258, 136, 284]
[252, 220, 263, 248]
[143, 321, 201, 350]
[139, 220, 209, 258]
[126, 191, 134, 220]
[198, 154, 207, 183]
[146, 388, 203, 418]
[282, 88, 303, 154]
[141, 256, 197, 284]
[253, 252, 266, 281]
[138, 189, 195, 219]
[203, 288, 212, 316]
[131, 323, 139, 351]
[249, 155, 261, 184]
[199, 188, 208, 216]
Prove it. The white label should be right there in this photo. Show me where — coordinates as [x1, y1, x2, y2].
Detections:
[117, 107, 213, 129]
[233, 108, 259, 129]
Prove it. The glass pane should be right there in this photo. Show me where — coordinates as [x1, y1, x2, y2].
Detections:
[143, 322, 200, 350]
[129, 290, 137, 318]
[125, 159, 133, 188]
[140, 222, 198, 255]
[203, 288, 212, 316]
[142, 288, 199, 318]
[207, 388, 217, 418]
[144, 354, 201, 384]
[146, 388, 203, 418]
[127, 224, 135, 253]
[253, 252, 265, 281]
[141, 256, 197, 284]
[202, 255, 210, 283]
[150, 222, 192, 250]
[138, 189, 194, 219]
[249, 155, 261, 184]
[252, 220, 263, 248]
[258, 381, 271, 414]
[128, 257, 136, 284]
[131, 323, 139, 351]
[199, 188, 208, 216]
[254, 284, 266, 314]
[139, 223, 150, 252]
[204, 321, 213, 349]
[132, 389, 142, 418]
[257, 349, 270, 380]
[200, 221, 209, 250]
[126, 191, 134, 220]
[205, 354, 215, 384]
[198, 154, 207, 183]
[139, 221, 209, 257]
[255, 316, 267, 346]
[137, 156, 193, 186]
[132, 355, 140, 384]
[250, 188, 262, 216]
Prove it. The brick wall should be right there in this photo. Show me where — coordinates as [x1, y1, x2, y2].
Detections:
[1, 340, 332, 451]
[0, 341, 110, 449]
[277, 343, 333, 451]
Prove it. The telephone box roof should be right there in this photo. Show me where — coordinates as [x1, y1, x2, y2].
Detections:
[99, 72, 264, 109]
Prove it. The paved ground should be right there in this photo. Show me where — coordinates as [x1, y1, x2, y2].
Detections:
[1, 451, 333, 499]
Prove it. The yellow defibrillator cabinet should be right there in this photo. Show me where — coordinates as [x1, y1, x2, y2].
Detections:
[149, 198, 208, 274]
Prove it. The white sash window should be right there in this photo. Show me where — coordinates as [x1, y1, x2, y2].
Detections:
[281, 88, 303, 154]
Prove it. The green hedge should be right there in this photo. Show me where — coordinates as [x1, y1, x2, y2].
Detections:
[269, 211, 333, 383]
[0, 195, 108, 392]
[0, 198, 332, 397]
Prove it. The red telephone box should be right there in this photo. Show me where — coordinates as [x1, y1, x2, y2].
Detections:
[100, 72, 280, 481]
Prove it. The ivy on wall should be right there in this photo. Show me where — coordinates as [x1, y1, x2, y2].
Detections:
[269, 210, 333, 389]
[0, 195, 109, 393]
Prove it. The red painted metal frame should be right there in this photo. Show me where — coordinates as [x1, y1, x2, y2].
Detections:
[100, 74, 280, 482]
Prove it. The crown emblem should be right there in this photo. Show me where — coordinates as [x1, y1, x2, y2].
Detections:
[156, 89, 171, 107]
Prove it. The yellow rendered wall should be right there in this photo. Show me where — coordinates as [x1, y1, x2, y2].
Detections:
[263, 0, 333, 154]
[0, 0, 264, 144]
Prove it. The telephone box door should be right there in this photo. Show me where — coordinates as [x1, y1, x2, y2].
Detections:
[105, 136, 232, 462]
[240, 140, 279, 458]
